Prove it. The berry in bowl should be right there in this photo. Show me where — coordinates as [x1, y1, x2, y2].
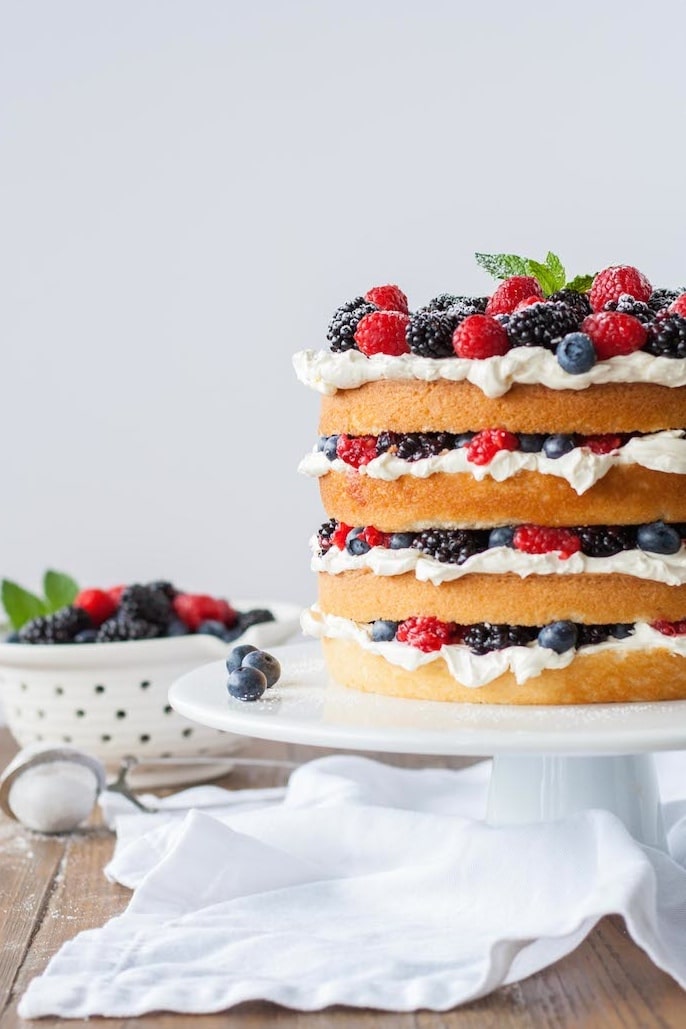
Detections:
[0, 572, 301, 780]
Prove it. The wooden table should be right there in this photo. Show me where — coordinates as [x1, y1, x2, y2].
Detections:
[0, 726, 684, 1028]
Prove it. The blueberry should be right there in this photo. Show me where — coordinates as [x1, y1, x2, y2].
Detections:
[556, 332, 597, 374]
[4, 631, 20, 643]
[454, 433, 475, 448]
[388, 532, 415, 550]
[537, 620, 578, 653]
[198, 619, 233, 641]
[611, 623, 635, 640]
[488, 526, 515, 548]
[543, 434, 576, 459]
[317, 435, 327, 451]
[636, 521, 682, 555]
[370, 619, 399, 642]
[227, 666, 267, 702]
[73, 629, 98, 644]
[346, 527, 371, 556]
[518, 433, 546, 453]
[243, 650, 281, 688]
[323, 435, 339, 461]
[226, 644, 258, 673]
[166, 617, 190, 637]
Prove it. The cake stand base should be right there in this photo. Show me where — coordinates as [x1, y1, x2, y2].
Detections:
[487, 753, 666, 849]
[169, 644, 684, 853]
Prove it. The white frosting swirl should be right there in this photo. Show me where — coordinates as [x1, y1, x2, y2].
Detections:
[312, 541, 686, 587]
[293, 348, 686, 399]
[298, 431, 686, 496]
[302, 606, 686, 688]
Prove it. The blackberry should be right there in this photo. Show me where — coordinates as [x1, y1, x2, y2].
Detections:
[237, 608, 275, 631]
[19, 606, 92, 645]
[576, 525, 637, 558]
[317, 518, 338, 554]
[412, 529, 489, 565]
[148, 580, 177, 600]
[424, 294, 488, 314]
[506, 301, 581, 350]
[603, 294, 653, 324]
[648, 288, 683, 314]
[644, 314, 686, 358]
[406, 310, 457, 358]
[327, 298, 377, 353]
[464, 622, 538, 655]
[120, 584, 172, 628]
[396, 433, 456, 462]
[376, 431, 400, 455]
[548, 289, 592, 320]
[96, 613, 161, 642]
[577, 624, 611, 647]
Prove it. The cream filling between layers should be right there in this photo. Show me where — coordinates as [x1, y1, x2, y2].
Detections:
[312, 542, 686, 587]
[299, 431, 686, 496]
[302, 606, 686, 688]
[294, 348, 686, 399]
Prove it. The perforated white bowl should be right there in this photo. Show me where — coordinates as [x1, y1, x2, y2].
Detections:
[0, 600, 301, 773]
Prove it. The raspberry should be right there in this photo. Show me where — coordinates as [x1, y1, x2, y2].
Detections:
[514, 296, 545, 312]
[109, 584, 126, 605]
[362, 526, 388, 548]
[354, 311, 410, 357]
[485, 276, 543, 316]
[317, 518, 338, 554]
[506, 302, 580, 350]
[651, 620, 686, 636]
[513, 525, 582, 559]
[579, 434, 623, 455]
[465, 429, 519, 465]
[364, 284, 409, 313]
[644, 314, 686, 358]
[406, 310, 457, 358]
[331, 521, 352, 550]
[452, 314, 510, 359]
[75, 588, 117, 626]
[396, 616, 458, 652]
[581, 312, 647, 359]
[336, 434, 378, 468]
[214, 598, 238, 628]
[669, 295, 686, 317]
[173, 594, 227, 632]
[327, 298, 377, 353]
[589, 265, 652, 312]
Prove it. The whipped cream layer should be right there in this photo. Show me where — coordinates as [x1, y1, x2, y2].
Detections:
[294, 348, 686, 399]
[303, 606, 686, 688]
[299, 431, 686, 496]
[312, 541, 686, 587]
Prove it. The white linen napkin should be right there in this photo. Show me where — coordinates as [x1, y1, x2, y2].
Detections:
[18, 754, 686, 1018]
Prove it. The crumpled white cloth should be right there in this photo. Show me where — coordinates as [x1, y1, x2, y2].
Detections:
[18, 753, 686, 1018]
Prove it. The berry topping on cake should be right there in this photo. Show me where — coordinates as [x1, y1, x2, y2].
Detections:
[581, 311, 647, 359]
[636, 521, 682, 555]
[485, 276, 543, 316]
[488, 526, 516, 548]
[602, 294, 653, 323]
[556, 332, 597, 374]
[362, 526, 388, 548]
[576, 624, 611, 647]
[649, 288, 683, 314]
[589, 265, 652, 311]
[424, 294, 488, 315]
[331, 521, 353, 550]
[452, 314, 510, 359]
[364, 284, 409, 313]
[327, 298, 377, 353]
[577, 525, 637, 557]
[75, 588, 117, 626]
[579, 434, 623, 454]
[548, 289, 592, 319]
[542, 433, 576, 459]
[651, 620, 686, 636]
[412, 529, 489, 565]
[317, 518, 338, 554]
[336, 433, 378, 467]
[537, 620, 577, 653]
[513, 525, 582, 558]
[406, 310, 457, 358]
[644, 314, 686, 358]
[370, 619, 399, 642]
[506, 301, 580, 350]
[354, 310, 410, 356]
[669, 295, 686, 318]
[396, 616, 458, 652]
[463, 623, 538, 654]
[345, 526, 371, 556]
[465, 429, 519, 465]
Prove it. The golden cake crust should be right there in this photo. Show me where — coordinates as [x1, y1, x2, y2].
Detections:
[318, 569, 686, 625]
[322, 636, 686, 705]
[319, 380, 686, 435]
[319, 466, 686, 529]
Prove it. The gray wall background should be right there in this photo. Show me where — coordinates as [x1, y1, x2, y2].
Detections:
[1, 0, 685, 606]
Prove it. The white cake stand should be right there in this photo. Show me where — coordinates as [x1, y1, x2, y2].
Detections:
[169, 643, 686, 852]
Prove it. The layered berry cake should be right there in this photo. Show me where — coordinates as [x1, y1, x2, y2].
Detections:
[294, 255, 686, 704]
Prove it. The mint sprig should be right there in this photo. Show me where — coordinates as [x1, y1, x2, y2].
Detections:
[1, 570, 80, 630]
[475, 251, 593, 296]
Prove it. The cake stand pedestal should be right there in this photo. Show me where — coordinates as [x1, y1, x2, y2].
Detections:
[169, 644, 685, 852]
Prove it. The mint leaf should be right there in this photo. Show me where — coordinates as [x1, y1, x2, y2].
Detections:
[43, 570, 79, 613]
[475, 252, 530, 280]
[566, 273, 595, 293]
[545, 252, 566, 292]
[524, 259, 558, 297]
[1, 579, 47, 630]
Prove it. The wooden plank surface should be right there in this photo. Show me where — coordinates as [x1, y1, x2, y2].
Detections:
[0, 727, 684, 1028]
